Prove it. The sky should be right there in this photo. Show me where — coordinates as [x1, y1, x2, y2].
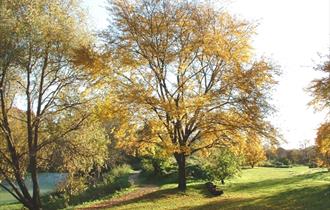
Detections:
[83, 0, 330, 149]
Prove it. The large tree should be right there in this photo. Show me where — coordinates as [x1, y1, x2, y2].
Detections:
[102, 0, 277, 191]
[0, 0, 100, 209]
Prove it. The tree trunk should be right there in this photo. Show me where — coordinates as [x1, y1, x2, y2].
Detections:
[175, 153, 186, 191]
[32, 125, 41, 210]
[152, 160, 161, 175]
[31, 158, 41, 210]
[25, 198, 41, 210]
[25, 148, 42, 210]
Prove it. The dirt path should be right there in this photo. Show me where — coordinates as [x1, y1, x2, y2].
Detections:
[78, 171, 159, 209]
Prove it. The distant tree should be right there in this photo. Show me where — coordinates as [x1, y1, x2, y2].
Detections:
[95, 106, 133, 170]
[44, 119, 109, 177]
[264, 144, 277, 161]
[308, 55, 330, 112]
[315, 122, 330, 169]
[132, 122, 172, 176]
[308, 54, 330, 169]
[304, 146, 317, 165]
[100, 0, 278, 191]
[276, 147, 288, 159]
[287, 149, 302, 164]
[95, 97, 172, 173]
[204, 149, 242, 184]
[265, 146, 316, 166]
[244, 134, 266, 168]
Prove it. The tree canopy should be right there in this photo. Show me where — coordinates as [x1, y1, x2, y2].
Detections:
[99, 0, 278, 191]
[308, 56, 330, 112]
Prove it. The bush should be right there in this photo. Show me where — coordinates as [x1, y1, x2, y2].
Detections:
[140, 159, 155, 174]
[278, 158, 292, 166]
[140, 157, 175, 176]
[274, 164, 292, 168]
[260, 160, 274, 167]
[273, 160, 292, 168]
[105, 164, 132, 184]
[186, 164, 210, 179]
[43, 165, 133, 209]
[56, 175, 88, 196]
[308, 162, 318, 168]
[260, 159, 292, 168]
[203, 149, 242, 184]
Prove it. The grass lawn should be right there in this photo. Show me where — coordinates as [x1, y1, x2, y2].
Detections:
[1, 167, 330, 209]
[102, 166, 330, 210]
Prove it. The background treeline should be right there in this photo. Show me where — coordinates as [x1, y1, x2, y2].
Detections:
[263, 146, 317, 168]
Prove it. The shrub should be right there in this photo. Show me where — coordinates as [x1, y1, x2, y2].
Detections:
[140, 156, 175, 176]
[140, 159, 155, 174]
[278, 158, 292, 166]
[260, 160, 274, 167]
[203, 149, 242, 184]
[43, 165, 133, 209]
[56, 175, 88, 196]
[186, 164, 210, 179]
[275, 164, 292, 168]
[308, 161, 318, 168]
[67, 176, 132, 207]
[260, 159, 293, 168]
[105, 164, 132, 184]
[273, 160, 292, 168]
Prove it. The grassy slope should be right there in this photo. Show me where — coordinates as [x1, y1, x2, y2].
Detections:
[105, 167, 330, 210]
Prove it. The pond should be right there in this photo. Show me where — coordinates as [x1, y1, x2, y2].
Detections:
[0, 173, 66, 204]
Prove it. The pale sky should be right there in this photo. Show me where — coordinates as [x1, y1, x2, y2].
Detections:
[83, 0, 330, 149]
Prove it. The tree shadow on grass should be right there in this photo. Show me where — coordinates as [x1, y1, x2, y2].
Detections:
[183, 186, 330, 210]
[229, 171, 329, 193]
[257, 185, 330, 210]
[179, 197, 256, 210]
[85, 187, 179, 209]
[85, 171, 330, 210]
[88, 183, 223, 209]
[188, 183, 227, 198]
[183, 172, 330, 210]
[100, 183, 253, 209]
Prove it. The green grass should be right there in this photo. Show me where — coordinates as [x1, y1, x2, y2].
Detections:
[67, 186, 138, 210]
[102, 166, 330, 210]
[2, 167, 330, 210]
